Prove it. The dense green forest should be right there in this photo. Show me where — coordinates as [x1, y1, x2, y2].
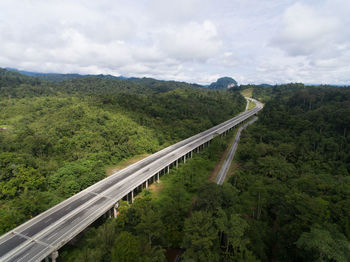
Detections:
[0, 68, 245, 235]
[61, 85, 350, 262]
[1, 68, 349, 261]
[60, 136, 238, 262]
[232, 86, 350, 261]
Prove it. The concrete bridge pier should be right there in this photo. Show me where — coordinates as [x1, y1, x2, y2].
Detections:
[113, 202, 119, 218]
[45, 251, 58, 262]
[124, 191, 133, 204]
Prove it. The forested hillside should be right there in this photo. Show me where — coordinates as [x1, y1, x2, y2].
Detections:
[231, 86, 350, 261]
[0, 69, 245, 235]
[2, 68, 349, 262]
[62, 85, 350, 262]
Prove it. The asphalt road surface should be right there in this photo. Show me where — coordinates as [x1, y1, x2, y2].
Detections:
[216, 116, 258, 185]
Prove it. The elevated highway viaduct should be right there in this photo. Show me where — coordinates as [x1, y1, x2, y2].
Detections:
[0, 98, 263, 262]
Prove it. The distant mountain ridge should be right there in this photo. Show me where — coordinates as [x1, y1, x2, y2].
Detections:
[5, 68, 128, 82]
[0, 67, 205, 97]
[209, 77, 238, 89]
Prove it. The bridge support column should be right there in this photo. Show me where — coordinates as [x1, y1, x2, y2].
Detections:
[113, 202, 119, 218]
[50, 251, 59, 262]
[184, 155, 186, 163]
[131, 191, 134, 203]
[146, 180, 148, 188]
[191, 151, 193, 158]
[176, 159, 178, 168]
[157, 172, 160, 183]
[167, 166, 170, 174]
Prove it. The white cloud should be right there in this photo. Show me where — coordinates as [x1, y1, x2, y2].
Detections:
[266, 0, 350, 84]
[0, 0, 349, 84]
[272, 2, 340, 56]
[158, 20, 221, 62]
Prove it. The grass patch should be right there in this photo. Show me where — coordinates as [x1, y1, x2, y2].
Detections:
[106, 153, 151, 176]
[240, 88, 253, 98]
[248, 101, 256, 110]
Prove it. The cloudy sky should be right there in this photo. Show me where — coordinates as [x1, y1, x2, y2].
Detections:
[0, 0, 349, 85]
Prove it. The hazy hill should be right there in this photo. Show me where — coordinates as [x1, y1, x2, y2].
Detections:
[5, 67, 129, 82]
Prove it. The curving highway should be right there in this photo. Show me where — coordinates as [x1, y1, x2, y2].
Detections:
[0, 98, 263, 262]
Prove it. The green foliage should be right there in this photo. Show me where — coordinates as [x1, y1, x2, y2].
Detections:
[58, 84, 349, 262]
[0, 68, 246, 235]
[60, 134, 238, 261]
[111, 232, 143, 262]
[296, 224, 350, 262]
[181, 211, 219, 262]
[231, 86, 350, 261]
